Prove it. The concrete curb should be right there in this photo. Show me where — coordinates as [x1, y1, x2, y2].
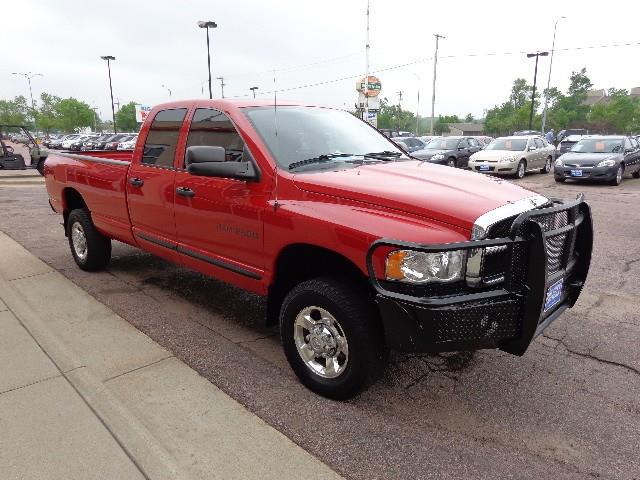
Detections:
[0, 276, 187, 480]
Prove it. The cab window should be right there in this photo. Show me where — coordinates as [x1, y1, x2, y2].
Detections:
[142, 108, 187, 167]
[185, 108, 246, 167]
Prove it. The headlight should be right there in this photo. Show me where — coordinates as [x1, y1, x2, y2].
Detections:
[597, 159, 616, 167]
[555, 159, 563, 167]
[386, 250, 466, 284]
[499, 155, 516, 163]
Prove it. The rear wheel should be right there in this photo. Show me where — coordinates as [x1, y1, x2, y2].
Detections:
[447, 157, 457, 168]
[541, 157, 552, 174]
[609, 164, 623, 186]
[632, 169, 640, 179]
[515, 160, 526, 179]
[67, 208, 112, 271]
[280, 277, 387, 400]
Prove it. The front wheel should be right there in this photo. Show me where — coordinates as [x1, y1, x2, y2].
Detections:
[67, 208, 112, 271]
[515, 160, 526, 179]
[280, 277, 387, 400]
[447, 157, 457, 168]
[609, 164, 623, 186]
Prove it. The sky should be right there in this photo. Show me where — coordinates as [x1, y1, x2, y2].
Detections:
[2, 0, 640, 122]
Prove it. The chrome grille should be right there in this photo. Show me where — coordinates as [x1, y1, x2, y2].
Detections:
[534, 210, 570, 274]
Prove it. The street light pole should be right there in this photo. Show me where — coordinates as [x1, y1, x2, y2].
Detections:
[100, 56, 117, 133]
[12, 72, 43, 128]
[430, 33, 445, 135]
[364, 0, 370, 124]
[216, 77, 226, 99]
[526, 51, 549, 130]
[541, 16, 566, 133]
[250, 86, 259, 99]
[197, 21, 218, 99]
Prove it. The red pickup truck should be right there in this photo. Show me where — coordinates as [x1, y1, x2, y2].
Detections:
[44, 100, 593, 399]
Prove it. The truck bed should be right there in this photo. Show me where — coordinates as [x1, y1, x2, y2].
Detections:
[44, 150, 135, 245]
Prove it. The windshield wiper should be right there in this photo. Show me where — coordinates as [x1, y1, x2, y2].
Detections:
[363, 150, 403, 161]
[288, 153, 356, 170]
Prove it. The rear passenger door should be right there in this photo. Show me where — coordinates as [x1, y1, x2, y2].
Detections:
[533, 138, 546, 168]
[126, 107, 188, 257]
[457, 138, 470, 167]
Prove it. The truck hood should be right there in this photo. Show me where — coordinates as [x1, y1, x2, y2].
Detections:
[292, 160, 542, 231]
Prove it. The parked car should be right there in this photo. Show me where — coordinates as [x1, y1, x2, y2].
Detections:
[94, 134, 125, 150]
[380, 129, 412, 138]
[391, 136, 425, 153]
[412, 136, 482, 168]
[61, 134, 85, 150]
[117, 135, 138, 150]
[471, 136, 493, 148]
[469, 136, 555, 178]
[69, 135, 97, 151]
[82, 134, 113, 150]
[554, 135, 640, 186]
[557, 128, 587, 144]
[557, 134, 587, 155]
[513, 130, 542, 136]
[418, 135, 440, 144]
[44, 99, 593, 399]
[104, 134, 135, 150]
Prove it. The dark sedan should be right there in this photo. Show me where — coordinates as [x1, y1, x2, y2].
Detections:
[412, 136, 482, 168]
[555, 136, 640, 186]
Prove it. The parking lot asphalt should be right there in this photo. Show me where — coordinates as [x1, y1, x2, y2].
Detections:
[1, 169, 639, 479]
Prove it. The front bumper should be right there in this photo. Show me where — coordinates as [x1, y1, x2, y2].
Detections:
[366, 196, 593, 355]
[469, 160, 518, 174]
[555, 165, 617, 181]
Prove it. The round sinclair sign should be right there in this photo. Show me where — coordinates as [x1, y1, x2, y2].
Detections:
[356, 76, 382, 97]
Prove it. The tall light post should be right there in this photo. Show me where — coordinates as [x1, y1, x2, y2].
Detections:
[430, 33, 445, 134]
[100, 56, 117, 133]
[197, 20, 218, 99]
[12, 72, 43, 128]
[541, 16, 566, 134]
[161, 84, 172, 97]
[526, 51, 549, 130]
[250, 86, 259, 99]
[91, 106, 99, 132]
[216, 77, 226, 98]
[364, 0, 371, 124]
[412, 73, 421, 135]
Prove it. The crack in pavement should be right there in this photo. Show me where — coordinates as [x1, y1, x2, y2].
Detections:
[542, 333, 640, 376]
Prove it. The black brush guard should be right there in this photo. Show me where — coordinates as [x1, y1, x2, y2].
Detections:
[366, 195, 593, 355]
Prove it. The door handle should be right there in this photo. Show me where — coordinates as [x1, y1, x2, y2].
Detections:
[176, 187, 195, 198]
[129, 177, 144, 187]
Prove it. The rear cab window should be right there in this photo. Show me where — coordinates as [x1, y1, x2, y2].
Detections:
[142, 108, 187, 168]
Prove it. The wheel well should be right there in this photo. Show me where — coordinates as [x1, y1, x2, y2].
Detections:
[266, 244, 370, 326]
[62, 188, 87, 231]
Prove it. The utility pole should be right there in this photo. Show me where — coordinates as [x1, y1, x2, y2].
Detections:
[364, 0, 370, 124]
[526, 51, 549, 130]
[541, 17, 566, 133]
[249, 86, 259, 98]
[217, 77, 226, 98]
[397, 91, 403, 129]
[430, 33, 445, 134]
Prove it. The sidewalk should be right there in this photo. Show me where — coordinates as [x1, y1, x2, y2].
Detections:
[0, 231, 342, 480]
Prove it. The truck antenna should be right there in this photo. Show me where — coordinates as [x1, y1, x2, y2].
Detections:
[273, 69, 280, 210]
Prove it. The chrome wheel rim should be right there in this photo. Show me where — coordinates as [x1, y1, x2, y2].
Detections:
[71, 223, 88, 261]
[545, 159, 551, 172]
[294, 306, 349, 379]
[616, 166, 622, 184]
[517, 163, 525, 178]
[448, 159, 455, 167]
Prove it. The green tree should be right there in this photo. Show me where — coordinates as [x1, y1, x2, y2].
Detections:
[0, 96, 30, 128]
[589, 89, 639, 134]
[510, 79, 532, 109]
[464, 113, 473, 122]
[115, 102, 139, 132]
[55, 98, 95, 132]
[376, 98, 416, 132]
[36, 93, 62, 133]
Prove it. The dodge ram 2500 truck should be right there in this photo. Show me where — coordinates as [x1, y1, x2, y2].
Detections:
[44, 100, 593, 399]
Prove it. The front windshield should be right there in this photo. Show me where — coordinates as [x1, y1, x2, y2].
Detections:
[243, 106, 405, 171]
[486, 138, 527, 151]
[424, 138, 460, 150]
[570, 138, 623, 153]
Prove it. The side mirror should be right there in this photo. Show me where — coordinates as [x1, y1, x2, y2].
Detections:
[185, 145, 225, 166]
[188, 160, 259, 181]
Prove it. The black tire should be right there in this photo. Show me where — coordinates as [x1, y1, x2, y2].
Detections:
[515, 160, 526, 179]
[609, 164, 623, 186]
[540, 156, 552, 174]
[36, 159, 45, 176]
[67, 208, 111, 271]
[280, 277, 387, 400]
[447, 157, 457, 168]
[555, 177, 566, 183]
[632, 169, 640, 179]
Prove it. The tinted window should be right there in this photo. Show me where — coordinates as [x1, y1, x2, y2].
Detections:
[624, 138, 633, 151]
[185, 108, 245, 166]
[468, 138, 479, 147]
[142, 108, 187, 167]
[458, 139, 469, 148]
[534, 138, 544, 148]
